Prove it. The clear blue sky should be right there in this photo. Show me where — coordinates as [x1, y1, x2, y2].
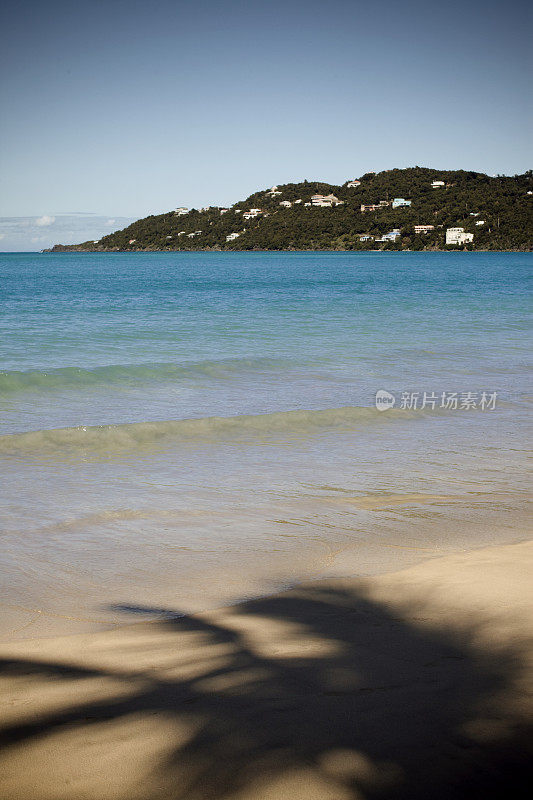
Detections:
[0, 0, 531, 248]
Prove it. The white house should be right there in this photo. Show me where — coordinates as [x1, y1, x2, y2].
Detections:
[175, 208, 188, 216]
[347, 180, 361, 188]
[220, 208, 229, 214]
[279, 200, 292, 207]
[431, 181, 445, 188]
[475, 220, 486, 226]
[414, 224, 435, 234]
[294, 199, 302, 204]
[267, 186, 282, 196]
[377, 229, 401, 242]
[243, 209, 262, 220]
[311, 194, 343, 207]
[392, 198, 411, 208]
[226, 232, 240, 241]
[387, 230, 402, 240]
[359, 235, 373, 241]
[129, 239, 136, 244]
[446, 227, 474, 245]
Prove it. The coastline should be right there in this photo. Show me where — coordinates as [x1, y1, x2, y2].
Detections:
[40, 168, 533, 254]
[1, 536, 531, 799]
[44, 246, 533, 253]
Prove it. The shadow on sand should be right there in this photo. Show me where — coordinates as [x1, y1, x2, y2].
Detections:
[0, 583, 531, 799]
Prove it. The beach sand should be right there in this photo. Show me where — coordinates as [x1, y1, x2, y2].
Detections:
[0, 538, 531, 799]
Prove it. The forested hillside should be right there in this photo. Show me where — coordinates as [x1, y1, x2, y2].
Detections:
[48, 167, 533, 252]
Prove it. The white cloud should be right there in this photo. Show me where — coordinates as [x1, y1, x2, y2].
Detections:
[0, 214, 136, 250]
[35, 215, 56, 227]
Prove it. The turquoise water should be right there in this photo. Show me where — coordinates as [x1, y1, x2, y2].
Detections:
[0, 251, 531, 637]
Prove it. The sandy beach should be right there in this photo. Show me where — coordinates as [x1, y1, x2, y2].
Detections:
[1, 537, 531, 800]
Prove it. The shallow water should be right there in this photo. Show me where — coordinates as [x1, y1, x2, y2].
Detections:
[1, 251, 531, 637]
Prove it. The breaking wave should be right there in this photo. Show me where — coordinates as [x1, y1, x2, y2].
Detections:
[0, 405, 420, 456]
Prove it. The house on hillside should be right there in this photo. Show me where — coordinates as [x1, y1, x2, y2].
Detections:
[311, 194, 343, 207]
[431, 181, 445, 188]
[392, 198, 411, 208]
[226, 232, 241, 241]
[347, 180, 361, 188]
[446, 227, 474, 245]
[414, 225, 435, 234]
[279, 200, 292, 207]
[360, 203, 388, 212]
[376, 229, 401, 242]
[175, 208, 188, 216]
[220, 208, 229, 214]
[267, 186, 282, 196]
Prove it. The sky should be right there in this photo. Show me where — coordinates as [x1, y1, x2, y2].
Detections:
[0, 0, 531, 249]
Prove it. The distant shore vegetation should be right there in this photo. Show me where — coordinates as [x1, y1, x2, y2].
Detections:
[48, 167, 533, 252]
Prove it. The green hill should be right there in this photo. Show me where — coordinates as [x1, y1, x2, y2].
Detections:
[48, 167, 533, 252]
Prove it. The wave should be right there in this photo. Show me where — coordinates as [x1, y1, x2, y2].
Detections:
[0, 405, 419, 455]
[0, 357, 293, 395]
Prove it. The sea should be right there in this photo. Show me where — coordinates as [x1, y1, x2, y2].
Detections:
[0, 251, 531, 638]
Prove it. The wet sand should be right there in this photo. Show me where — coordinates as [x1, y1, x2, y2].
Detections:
[0, 537, 532, 799]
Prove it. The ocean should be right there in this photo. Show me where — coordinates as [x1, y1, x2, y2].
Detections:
[0, 251, 531, 637]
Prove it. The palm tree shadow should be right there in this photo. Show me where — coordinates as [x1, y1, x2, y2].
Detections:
[0, 584, 531, 799]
